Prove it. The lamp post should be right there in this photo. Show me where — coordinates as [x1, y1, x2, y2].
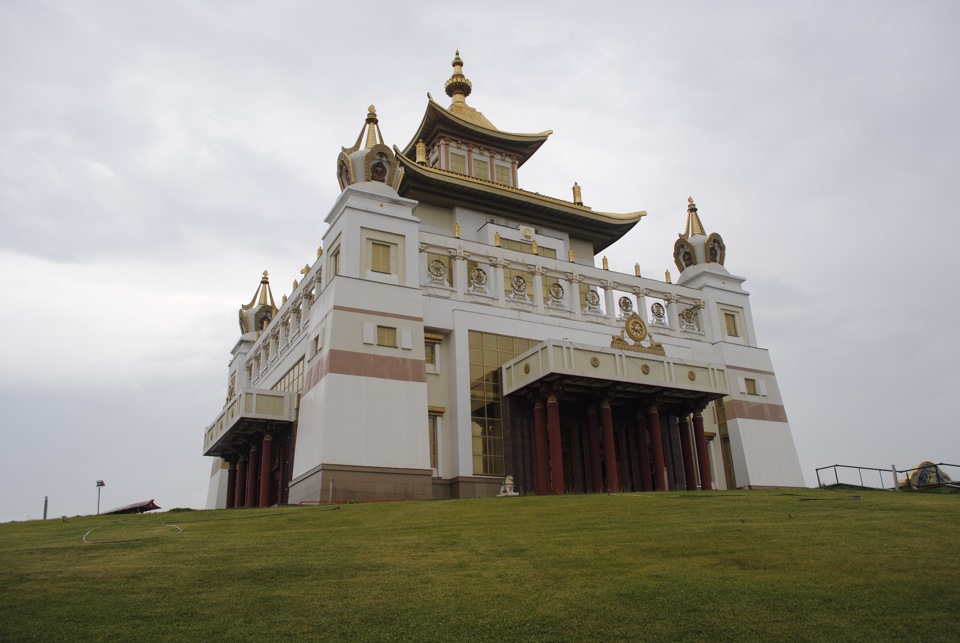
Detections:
[96, 480, 105, 515]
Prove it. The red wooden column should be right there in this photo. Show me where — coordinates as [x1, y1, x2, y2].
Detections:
[647, 404, 667, 491]
[235, 456, 247, 508]
[246, 443, 260, 509]
[692, 409, 713, 491]
[635, 413, 652, 492]
[546, 394, 565, 494]
[258, 433, 274, 508]
[586, 408, 603, 493]
[225, 460, 237, 509]
[533, 401, 550, 495]
[278, 443, 288, 505]
[600, 400, 619, 493]
[677, 415, 698, 491]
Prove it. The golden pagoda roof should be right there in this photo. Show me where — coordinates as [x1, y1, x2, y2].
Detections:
[395, 150, 645, 251]
[401, 52, 552, 166]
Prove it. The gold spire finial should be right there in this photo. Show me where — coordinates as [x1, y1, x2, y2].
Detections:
[454, 223, 460, 239]
[532, 240, 539, 255]
[683, 196, 706, 238]
[445, 50, 473, 104]
[602, 256, 609, 270]
[258, 270, 273, 305]
[568, 247, 575, 262]
[572, 182, 583, 206]
[635, 263, 641, 277]
[665, 270, 672, 284]
[416, 139, 427, 164]
[494, 231, 501, 247]
[317, 246, 323, 259]
[364, 105, 379, 149]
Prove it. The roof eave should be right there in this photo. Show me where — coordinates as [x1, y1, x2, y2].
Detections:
[396, 154, 643, 251]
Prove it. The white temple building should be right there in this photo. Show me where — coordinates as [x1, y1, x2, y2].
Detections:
[202, 53, 805, 508]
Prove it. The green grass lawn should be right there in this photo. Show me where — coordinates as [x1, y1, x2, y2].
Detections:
[1, 489, 957, 641]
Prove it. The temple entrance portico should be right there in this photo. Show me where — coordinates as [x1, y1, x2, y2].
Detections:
[501, 339, 726, 495]
[203, 389, 297, 508]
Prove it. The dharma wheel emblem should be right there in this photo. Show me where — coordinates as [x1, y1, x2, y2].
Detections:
[585, 289, 601, 307]
[618, 296, 633, 314]
[470, 267, 488, 287]
[428, 259, 446, 279]
[511, 275, 527, 295]
[651, 302, 666, 324]
[549, 282, 564, 302]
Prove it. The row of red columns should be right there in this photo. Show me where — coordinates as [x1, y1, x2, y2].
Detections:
[532, 397, 712, 494]
[223, 432, 275, 509]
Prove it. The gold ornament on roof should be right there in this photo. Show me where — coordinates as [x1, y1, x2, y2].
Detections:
[365, 105, 379, 149]
[682, 196, 706, 238]
[573, 182, 583, 206]
[445, 50, 473, 102]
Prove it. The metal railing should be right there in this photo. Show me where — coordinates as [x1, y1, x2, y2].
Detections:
[815, 463, 959, 491]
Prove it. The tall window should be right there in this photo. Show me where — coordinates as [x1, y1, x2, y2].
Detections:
[332, 247, 341, 275]
[371, 242, 391, 274]
[449, 152, 466, 174]
[377, 326, 397, 347]
[468, 331, 537, 476]
[744, 378, 758, 396]
[724, 312, 739, 337]
[428, 414, 439, 471]
[472, 158, 489, 180]
[424, 333, 442, 374]
[715, 399, 737, 489]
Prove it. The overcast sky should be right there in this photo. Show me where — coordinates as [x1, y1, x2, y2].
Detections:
[1, 1, 957, 522]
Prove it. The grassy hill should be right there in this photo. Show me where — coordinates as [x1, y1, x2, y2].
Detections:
[1, 489, 957, 641]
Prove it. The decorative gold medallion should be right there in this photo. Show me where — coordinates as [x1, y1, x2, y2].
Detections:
[625, 312, 647, 342]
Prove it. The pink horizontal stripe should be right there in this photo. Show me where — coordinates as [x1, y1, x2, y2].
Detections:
[303, 349, 426, 394]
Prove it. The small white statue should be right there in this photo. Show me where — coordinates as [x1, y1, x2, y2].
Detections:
[497, 475, 519, 497]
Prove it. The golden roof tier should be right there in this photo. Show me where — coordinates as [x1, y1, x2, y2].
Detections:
[401, 52, 552, 167]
